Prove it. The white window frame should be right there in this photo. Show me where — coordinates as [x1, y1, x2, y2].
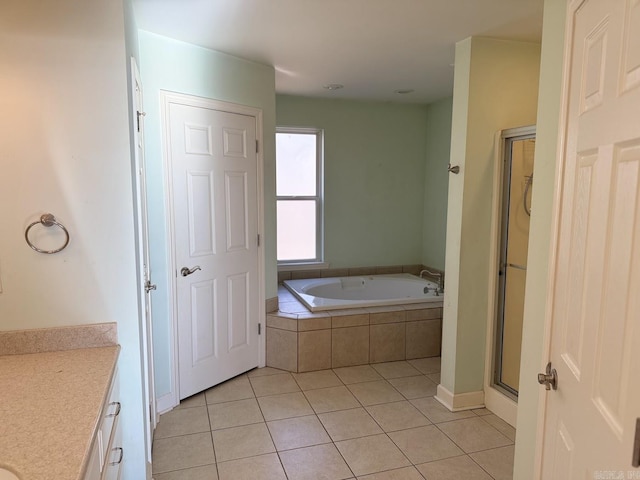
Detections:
[276, 126, 324, 266]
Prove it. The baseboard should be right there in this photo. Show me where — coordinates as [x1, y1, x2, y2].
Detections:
[156, 392, 177, 415]
[484, 385, 518, 427]
[435, 384, 485, 412]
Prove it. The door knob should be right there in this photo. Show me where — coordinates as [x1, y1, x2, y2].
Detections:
[537, 362, 558, 390]
[180, 266, 201, 277]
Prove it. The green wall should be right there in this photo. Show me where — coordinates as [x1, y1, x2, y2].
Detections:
[514, 0, 567, 477]
[138, 31, 276, 400]
[442, 38, 541, 395]
[276, 95, 430, 268]
[423, 97, 453, 270]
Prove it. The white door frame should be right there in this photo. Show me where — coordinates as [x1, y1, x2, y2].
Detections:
[160, 91, 266, 410]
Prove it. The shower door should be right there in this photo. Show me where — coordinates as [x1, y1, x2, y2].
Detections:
[494, 127, 535, 398]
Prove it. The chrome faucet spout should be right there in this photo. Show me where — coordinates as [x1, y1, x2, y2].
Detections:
[419, 269, 444, 293]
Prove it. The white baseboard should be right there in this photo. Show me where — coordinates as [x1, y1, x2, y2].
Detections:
[156, 392, 177, 415]
[484, 386, 518, 427]
[435, 384, 485, 411]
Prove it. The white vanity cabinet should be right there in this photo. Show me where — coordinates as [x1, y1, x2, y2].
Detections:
[84, 368, 123, 480]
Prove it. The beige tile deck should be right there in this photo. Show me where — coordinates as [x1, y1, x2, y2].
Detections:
[153, 359, 515, 479]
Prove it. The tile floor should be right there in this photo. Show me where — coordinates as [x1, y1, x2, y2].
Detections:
[152, 357, 515, 480]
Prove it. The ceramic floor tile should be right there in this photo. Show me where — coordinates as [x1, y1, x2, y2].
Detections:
[208, 398, 264, 430]
[426, 373, 441, 384]
[333, 365, 383, 384]
[365, 401, 431, 432]
[205, 375, 254, 404]
[217, 453, 287, 480]
[267, 415, 332, 451]
[152, 464, 219, 480]
[481, 414, 517, 442]
[371, 361, 421, 379]
[437, 417, 512, 453]
[318, 408, 383, 441]
[416, 455, 492, 480]
[347, 380, 404, 406]
[250, 372, 301, 397]
[335, 434, 411, 477]
[154, 406, 211, 439]
[407, 357, 441, 374]
[257, 391, 314, 421]
[472, 408, 493, 416]
[212, 422, 275, 462]
[293, 369, 343, 390]
[279, 443, 354, 480]
[152, 432, 216, 474]
[410, 397, 476, 424]
[175, 392, 206, 410]
[388, 375, 437, 400]
[388, 425, 464, 464]
[470, 445, 515, 480]
[357, 466, 425, 480]
[304, 385, 361, 413]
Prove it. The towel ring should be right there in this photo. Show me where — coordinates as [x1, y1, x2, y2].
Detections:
[25, 213, 70, 254]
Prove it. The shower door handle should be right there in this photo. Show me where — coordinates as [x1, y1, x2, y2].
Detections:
[507, 263, 527, 271]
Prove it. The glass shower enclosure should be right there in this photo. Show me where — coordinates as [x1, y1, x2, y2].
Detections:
[493, 126, 535, 399]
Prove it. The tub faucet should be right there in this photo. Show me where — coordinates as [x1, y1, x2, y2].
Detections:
[419, 269, 444, 293]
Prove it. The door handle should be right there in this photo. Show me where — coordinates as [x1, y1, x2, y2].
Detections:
[537, 362, 558, 390]
[180, 266, 201, 277]
[144, 280, 156, 293]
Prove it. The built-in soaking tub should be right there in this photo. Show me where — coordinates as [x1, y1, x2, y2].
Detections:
[284, 273, 443, 312]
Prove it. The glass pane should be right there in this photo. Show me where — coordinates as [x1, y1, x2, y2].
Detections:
[276, 132, 317, 196]
[277, 200, 317, 261]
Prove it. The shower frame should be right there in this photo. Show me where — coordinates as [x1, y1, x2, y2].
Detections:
[487, 125, 536, 407]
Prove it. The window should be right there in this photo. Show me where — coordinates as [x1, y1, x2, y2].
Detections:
[276, 127, 324, 264]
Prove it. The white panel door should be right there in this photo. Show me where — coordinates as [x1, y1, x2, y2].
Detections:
[131, 59, 156, 462]
[169, 101, 259, 399]
[540, 0, 640, 477]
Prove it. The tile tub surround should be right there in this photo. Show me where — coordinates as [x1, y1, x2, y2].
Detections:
[277, 263, 444, 285]
[267, 286, 443, 372]
[0, 323, 119, 480]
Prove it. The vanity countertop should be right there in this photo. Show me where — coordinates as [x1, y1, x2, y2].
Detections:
[0, 325, 119, 480]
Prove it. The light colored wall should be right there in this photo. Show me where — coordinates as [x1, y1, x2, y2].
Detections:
[138, 31, 276, 399]
[422, 97, 453, 270]
[514, 0, 567, 477]
[441, 38, 541, 394]
[276, 95, 428, 268]
[0, 0, 147, 477]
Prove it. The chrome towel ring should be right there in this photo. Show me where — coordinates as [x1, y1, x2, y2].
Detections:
[25, 213, 70, 254]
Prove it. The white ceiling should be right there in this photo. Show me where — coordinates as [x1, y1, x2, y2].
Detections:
[133, 0, 544, 104]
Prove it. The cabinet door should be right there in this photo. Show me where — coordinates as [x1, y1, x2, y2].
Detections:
[100, 369, 121, 472]
[83, 441, 101, 480]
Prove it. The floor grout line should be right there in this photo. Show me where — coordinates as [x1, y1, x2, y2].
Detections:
[153, 362, 515, 479]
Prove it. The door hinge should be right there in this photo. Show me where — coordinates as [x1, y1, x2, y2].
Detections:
[137, 110, 146, 132]
[257, 234, 261, 247]
[258, 323, 262, 335]
[256, 140, 259, 153]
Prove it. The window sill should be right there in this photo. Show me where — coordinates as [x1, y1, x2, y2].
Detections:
[277, 262, 329, 272]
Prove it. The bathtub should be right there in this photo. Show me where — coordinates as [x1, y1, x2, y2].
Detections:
[283, 273, 443, 312]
